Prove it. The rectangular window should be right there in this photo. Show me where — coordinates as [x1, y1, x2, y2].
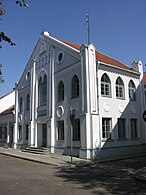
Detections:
[101, 83, 110, 96]
[102, 118, 112, 139]
[0, 127, 2, 138]
[118, 118, 126, 139]
[18, 125, 22, 140]
[25, 124, 29, 140]
[116, 86, 124, 99]
[73, 119, 80, 141]
[130, 119, 137, 139]
[57, 121, 64, 140]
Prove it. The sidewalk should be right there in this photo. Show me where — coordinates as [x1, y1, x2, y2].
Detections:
[0, 147, 88, 166]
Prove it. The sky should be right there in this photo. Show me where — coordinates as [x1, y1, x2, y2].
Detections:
[0, 0, 146, 96]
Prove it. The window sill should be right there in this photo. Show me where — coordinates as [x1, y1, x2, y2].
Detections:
[73, 139, 80, 141]
[102, 138, 114, 142]
[56, 139, 64, 141]
[130, 137, 139, 140]
[118, 138, 128, 141]
[116, 97, 125, 100]
[101, 95, 112, 98]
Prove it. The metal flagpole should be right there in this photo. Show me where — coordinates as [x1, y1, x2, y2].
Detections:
[85, 13, 90, 45]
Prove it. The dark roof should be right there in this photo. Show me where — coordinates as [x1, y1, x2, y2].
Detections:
[0, 106, 14, 116]
[60, 40, 131, 71]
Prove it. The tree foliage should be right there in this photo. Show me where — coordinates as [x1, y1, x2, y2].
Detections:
[0, 0, 28, 48]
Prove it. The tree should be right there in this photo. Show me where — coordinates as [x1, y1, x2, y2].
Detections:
[0, 0, 28, 48]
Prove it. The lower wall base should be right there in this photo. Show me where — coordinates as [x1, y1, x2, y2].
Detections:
[80, 144, 146, 160]
[12, 143, 146, 160]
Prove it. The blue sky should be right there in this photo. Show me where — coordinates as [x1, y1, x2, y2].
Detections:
[0, 0, 146, 96]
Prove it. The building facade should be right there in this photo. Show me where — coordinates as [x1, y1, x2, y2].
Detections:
[0, 91, 15, 147]
[12, 32, 146, 159]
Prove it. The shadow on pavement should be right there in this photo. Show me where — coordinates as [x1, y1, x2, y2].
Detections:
[55, 156, 146, 194]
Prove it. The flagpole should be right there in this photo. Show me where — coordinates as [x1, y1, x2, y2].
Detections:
[85, 13, 90, 45]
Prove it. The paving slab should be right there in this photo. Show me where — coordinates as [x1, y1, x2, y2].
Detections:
[0, 147, 88, 166]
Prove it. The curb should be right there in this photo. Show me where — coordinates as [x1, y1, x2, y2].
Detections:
[0, 152, 57, 166]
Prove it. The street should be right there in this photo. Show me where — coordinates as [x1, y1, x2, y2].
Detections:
[0, 154, 146, 194]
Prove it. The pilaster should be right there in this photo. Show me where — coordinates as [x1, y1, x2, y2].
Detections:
[30, 59, 36, 146]
[14, 89, 18, 149]
[49, 46, 55, 153]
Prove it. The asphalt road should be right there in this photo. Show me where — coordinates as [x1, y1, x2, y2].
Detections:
[1, 154, 146, 195]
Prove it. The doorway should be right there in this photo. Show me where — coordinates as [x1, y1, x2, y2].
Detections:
[42, 123, 47, 147]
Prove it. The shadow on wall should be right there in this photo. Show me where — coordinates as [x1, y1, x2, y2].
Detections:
[94, 74, 146, 160]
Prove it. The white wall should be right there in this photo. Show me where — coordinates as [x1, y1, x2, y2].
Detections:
[0, 91, 15, 113]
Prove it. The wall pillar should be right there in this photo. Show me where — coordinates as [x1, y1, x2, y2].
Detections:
[30, 59, 36, 147]
[6, 122, 10, 144]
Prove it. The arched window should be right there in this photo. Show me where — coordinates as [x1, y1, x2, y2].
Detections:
[43, 75, 47, 105]
[19, 97, 23, 112]
[38, 77, 43, 106]
[116, 77, 125, 99]
[58, 81, 64, 102]
[101, 73, 111, 97]
[38, 75, 47, 106]
[128, 80, 136, 101]
[26, 94, 30, 110]
[71, 75, 79, 98]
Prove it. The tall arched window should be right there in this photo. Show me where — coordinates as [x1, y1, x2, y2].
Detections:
[43, 75, 47, 105]
[38, 77, 43, 106]
[38, 75, 47, 106]
[128, 80, 136, 101]
[71, 75, 79, 98]
[101, 73, 111, 97]
[58, 81, 64, 102]
[116, 77, 125, 99]
[26, 94, 30, 110]
[19, 97, 23, 112]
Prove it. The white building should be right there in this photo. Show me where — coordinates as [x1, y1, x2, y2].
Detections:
[0, 91, 15, 147]
[12, 31, 146, 159]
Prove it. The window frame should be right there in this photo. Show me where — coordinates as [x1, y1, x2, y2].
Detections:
[38, 75, 47, 107]
[128, 80, 136, 101]
[118, 118, 126, 140]
[71, 75, 79, 98]
[25, 124, 29, 140]
[19, 97, 23, 112]
[58, 81, 64, 102]
[101, 73, 111, 97]
[116, 77, 125, 99]
[102, 118, 112, 140]
[26, 94, 30, 110]
[18, 125, 22, 140]
[73, 119, 80, 141]
[130, 118, 137, 139]
[57, 120, 64, 141]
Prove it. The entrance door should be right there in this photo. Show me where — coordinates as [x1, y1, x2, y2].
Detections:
[42, 124, 47, 147]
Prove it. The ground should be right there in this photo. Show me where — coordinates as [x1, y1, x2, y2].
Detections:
[0, 154, 146, 195]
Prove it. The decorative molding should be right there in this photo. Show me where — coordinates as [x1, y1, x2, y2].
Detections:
[103, 102, 111, 112]
[55, 62, 80, 78]
[118, 104, 124, 113]
[131, 105, 136, 114]
[56, 106, 64, 118]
